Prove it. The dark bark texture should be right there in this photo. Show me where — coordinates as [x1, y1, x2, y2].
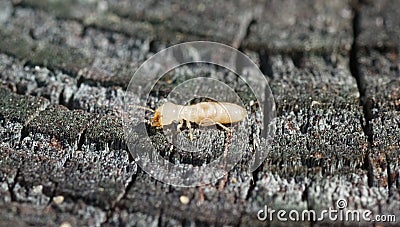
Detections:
[0, 0, 399, 226]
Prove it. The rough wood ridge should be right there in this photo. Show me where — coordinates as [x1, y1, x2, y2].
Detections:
[0, 0, 399, 226]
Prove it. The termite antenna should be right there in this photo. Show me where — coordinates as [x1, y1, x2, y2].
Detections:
[128, 104, 155, 112]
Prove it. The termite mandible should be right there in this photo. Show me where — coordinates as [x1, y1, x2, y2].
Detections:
[131, 101, 247, 139]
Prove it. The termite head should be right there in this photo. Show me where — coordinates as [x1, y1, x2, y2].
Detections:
[151, 111, 162, 127]
[129, 104, 161, 127]
[130, 102, 179, 128]
[150, 102, 180, 128]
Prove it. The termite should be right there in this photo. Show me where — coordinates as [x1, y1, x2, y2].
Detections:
[132, 101, 247, 140]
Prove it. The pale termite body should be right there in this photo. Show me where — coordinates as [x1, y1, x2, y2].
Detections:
[150, 102, 247, 129]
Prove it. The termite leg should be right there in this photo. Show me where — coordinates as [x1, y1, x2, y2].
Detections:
[186, 120, 194, 141]
[197, 186, 204, 205]
[177, 120, 184, 132]
[216, 122, 234, 133]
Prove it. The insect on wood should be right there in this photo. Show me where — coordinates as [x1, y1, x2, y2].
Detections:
[132, 101, 247, 139]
